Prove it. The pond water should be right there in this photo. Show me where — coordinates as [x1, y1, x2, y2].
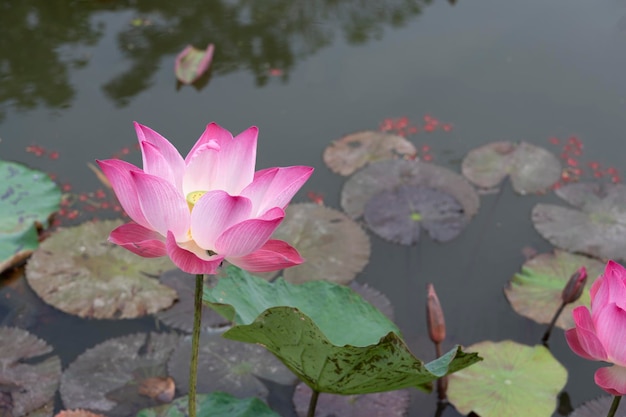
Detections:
[2, 0, 626, 416]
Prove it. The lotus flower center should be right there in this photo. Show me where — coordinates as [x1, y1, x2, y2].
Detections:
[186, 191, 207, 211]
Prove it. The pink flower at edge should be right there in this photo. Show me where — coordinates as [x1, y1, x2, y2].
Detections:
[97, 121, 313, 275]
[565, 260, 626, 395]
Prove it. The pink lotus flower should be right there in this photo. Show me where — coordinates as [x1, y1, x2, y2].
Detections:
[566, 260, 626, 395]
[97, 122, 313, 275]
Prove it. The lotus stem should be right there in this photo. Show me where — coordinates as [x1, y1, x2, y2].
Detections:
[189, 273, 204, 417]
[307, 389, 320, 417]
[542, 301, 566, 345]
[607, 395, 622, 417]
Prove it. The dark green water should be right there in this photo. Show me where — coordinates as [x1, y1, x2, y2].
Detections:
[2, 0, 626, 415]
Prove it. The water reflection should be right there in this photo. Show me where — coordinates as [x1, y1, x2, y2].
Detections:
[0, 0, 429, 113]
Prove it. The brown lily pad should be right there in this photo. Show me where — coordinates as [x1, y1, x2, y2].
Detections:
[504, 250, 605, 329]
[341, 159, 479, 221]
[349, 281, 394, 322]
[0, 327, 61, 417]
[25, 220, 177, 319]
[461, 141, 561, 194]
[60, 332, 181, 417]
[570, 396, 626, 417]
[167, 331, 296, 400]
[292, 382, 410, 417]
[323, 131, 417, 176]
[269, 203, 370, 284]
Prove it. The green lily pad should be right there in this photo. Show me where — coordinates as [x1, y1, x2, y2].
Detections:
[323, 131, 417, 176]
[0, 327, 61, 417]
[504, 250, 604, 329]
[461, 141, 561, 194]
[341, 159, 479, 221]
[292, 382, 410, 417]
[60, 332, 181, 417]
[136, 392, 280, 417]
[268, 203, 370, 284]
[532, 183, 626, 261]
[447, 340, 567, 417]
[363, 185, 466, 245]
[167, 331, 296, 400]
[175, 44, 215, 84]
[25, 220, 176, 319]
[570, 396, 626, 417]
[204, 266, 481, 395]
[0, 160, 61, 273]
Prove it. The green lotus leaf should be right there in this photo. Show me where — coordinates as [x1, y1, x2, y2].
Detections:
[447, 340, 568, 417]
[136, 392, 280, 417]
[204, 266, 481, 395]
[505, 250, 604, 329]
[0, 160, 61, 273]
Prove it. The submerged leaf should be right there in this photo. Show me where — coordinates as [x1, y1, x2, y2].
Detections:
[0, 327, 61, 417]
[323, 131, 416, 176]
[341, 159, 479, 221]
[25, 220, 176, 319]
[269, 203, 370, 284]
[570, 396, 626, 417]
[461, 141, 561, 194]
[292, 382, 410, 417]
[175, 44, 215, 84]
[364, 185, 466, 245]
[504, 250, 604, 329]
[136, 392, 280, 417]
[0, 160, 61, 273]
[447, 340, 567, 417]
[204, 267, 481, 395]
[60, 332, 181, 417]
[349, 281, 394, 321]
[167, 331, 295, 400]
[532, 183, 626, 261]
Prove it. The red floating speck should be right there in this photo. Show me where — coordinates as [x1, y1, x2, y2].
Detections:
[423, 154, 433, 162]
[95, 189, 106, 199]
[549, 137, 560, 145]
[48, 151, 59, 160]
[62, 184, 72, 192]
[442, 124, 453, 132]
[306, 191, 324, 205]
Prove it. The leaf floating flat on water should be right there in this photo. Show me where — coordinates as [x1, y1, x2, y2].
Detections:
[60, 332, 181, 417]
[25, 220, 176, 319]
[532, 183, 626, 261]
[204, 267, 481, 394]
[175, 43, 215, 84]
[156, 269, 230, 332]
[136, 392, 280, 417]
[570, 396, 626, 417]
[0, 160, 61, 273]
[461, 141, 561, 194]
[323, 131, 417, 176]
[341, 159, 479, 221]
[270, 203, 370, 284]
[447, 340, 567, 417]
[364, 185, 466, 245]
[0, 327, 61, 417]
[504, 250, 604, 329]
[167, 331, 295, 400]
[292, 382, 410, 417]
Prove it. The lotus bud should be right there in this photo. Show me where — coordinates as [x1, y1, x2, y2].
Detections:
[426, 283, 446, 344]
[561, 266, 587, 305]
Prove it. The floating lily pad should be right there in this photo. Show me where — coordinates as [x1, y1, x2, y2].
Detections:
[349, 281, 394, 321]
[292, 382, 410, 417]
[364, 185, 466, 245]
[25, 220, 176, 319]
[532, 183, 626, 261]
[447, 340, 567, 417]
[204, 266, 481, 395]
[341, 159, 479, 222]
[60, 332, 181, 417]
[268, 203, 370, 284]
[167, 331, 295, 400]
[0, 327, 61, 417]
[156, 269, 230, 332]
[175, 43, 214, 84]
[136, 392, 280, 417]
[0, 160, 61, 273]
[323, 131, 417, 176]
[504, 250, 604, 329]
[570, 396, 626, 417]
[461, 141, 561, 194]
